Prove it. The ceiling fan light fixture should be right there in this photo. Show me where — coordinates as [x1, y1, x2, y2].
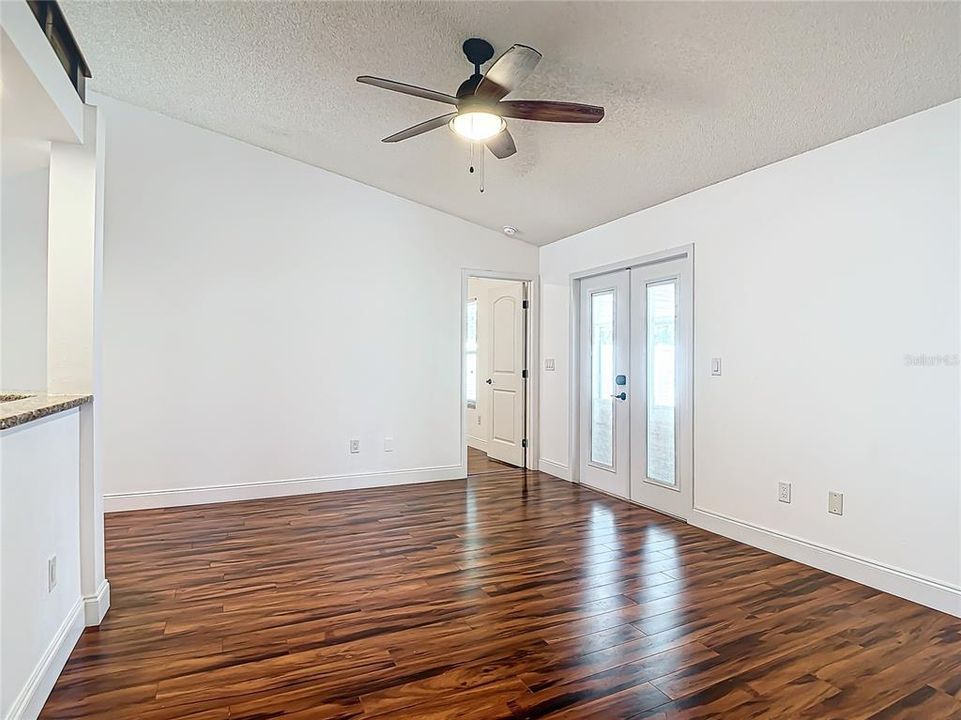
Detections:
[449, 111, 505, 141]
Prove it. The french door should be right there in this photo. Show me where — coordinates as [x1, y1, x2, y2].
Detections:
[578, 256, 693, 520]
[578, 271, 631, 497]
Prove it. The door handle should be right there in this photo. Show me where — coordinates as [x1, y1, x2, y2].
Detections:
[486, 378, 493, 385]
[611, 392, 627, 400]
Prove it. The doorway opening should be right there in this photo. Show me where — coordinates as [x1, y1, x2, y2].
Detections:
[571, 247, 694, 520]
[463, 273, 534, 477]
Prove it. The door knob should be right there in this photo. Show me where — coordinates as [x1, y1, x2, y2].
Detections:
[486, 378, 493, 385]
[611, 392, 627, 400]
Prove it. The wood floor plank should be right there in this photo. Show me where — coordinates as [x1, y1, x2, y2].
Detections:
[40, 470, 961, 719]
[867, 684, 961, 720]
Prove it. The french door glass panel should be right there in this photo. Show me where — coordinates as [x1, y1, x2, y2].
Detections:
[590, 290, 615, 467]
[646, 280, 677, 486]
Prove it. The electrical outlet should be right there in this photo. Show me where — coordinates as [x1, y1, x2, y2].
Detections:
[48, 556, 57, 592]
[349, 439, 360, 454]
[828, 491, 844, 516]
[778, 482, 792, 504]
[384, 437, 393, 453]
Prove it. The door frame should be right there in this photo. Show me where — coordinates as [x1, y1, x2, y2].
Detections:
[567, 245, 694, 517]
[460, 269, 539, 476]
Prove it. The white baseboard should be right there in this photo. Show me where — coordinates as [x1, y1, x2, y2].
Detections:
[83, 579, 111, 626]
[538, 457, 571, 481]
[104, 464, 465, 512]
[691, 508, 961, 618]
[6, 598, 84, 720]
[466, 437, 488, 452]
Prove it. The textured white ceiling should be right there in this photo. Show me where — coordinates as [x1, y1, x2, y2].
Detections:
[62, 1, 959, 245]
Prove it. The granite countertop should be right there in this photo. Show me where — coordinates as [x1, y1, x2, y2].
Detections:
[0, 392, 93, 430]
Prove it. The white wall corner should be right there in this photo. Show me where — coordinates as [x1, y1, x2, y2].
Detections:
[5, 599, 84, 720]
[691, 508, 961, 618]
[83, 579, 110, 626]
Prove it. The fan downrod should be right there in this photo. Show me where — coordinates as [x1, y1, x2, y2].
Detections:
[458, 38, 494, 98]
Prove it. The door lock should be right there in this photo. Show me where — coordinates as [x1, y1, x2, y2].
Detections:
[611, 392, 627, 400]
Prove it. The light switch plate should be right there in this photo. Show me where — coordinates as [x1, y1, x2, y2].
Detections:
[349, 439, 360, 454]
[828, 491, 843, 516]
[48, 556, 57, 592]
[384, 437, 393, 453]
[778, 482, 792, 504]
[711, 358, 722, 376]
[545, 358, 556, 371]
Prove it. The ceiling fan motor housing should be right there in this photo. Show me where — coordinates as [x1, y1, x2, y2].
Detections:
[456, 74, 483, 99]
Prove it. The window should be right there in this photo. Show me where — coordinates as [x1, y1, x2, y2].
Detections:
[466, 299, 478, 407]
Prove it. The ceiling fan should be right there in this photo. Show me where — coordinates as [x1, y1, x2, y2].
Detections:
[357, 38, 604, 160]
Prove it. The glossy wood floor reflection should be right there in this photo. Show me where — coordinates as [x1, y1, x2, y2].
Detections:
[42, 471, 961, 719]
[467, 446, 520, 476]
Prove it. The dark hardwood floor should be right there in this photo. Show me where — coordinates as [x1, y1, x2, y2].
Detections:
[467, 446, 520, 476]
[42, 469, 961, 719]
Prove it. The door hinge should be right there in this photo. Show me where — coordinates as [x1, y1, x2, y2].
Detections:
[522, 369, 528, 379]
[522, 438, 528, 448]
[522, 299, 529, 309]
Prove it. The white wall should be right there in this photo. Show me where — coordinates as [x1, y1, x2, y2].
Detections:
[540, 100, 961, 614]
[1, 411, 84, 720]
[47, 106, 100, 395]
[1, 133, 50, 391]
[95, 95, 538, 510]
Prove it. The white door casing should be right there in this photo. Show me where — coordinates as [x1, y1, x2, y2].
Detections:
[578, 270, 630, 498]
[486, 282, 526, 466]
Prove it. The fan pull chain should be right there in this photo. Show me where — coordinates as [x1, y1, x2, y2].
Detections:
[479, 145, 485, 193]
[469, 143, 475, 174]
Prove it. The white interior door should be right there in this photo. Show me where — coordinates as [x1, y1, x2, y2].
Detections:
[629, 259, 693, 520]
[486, 282, 526, 466]
[578, 270, 630, 498]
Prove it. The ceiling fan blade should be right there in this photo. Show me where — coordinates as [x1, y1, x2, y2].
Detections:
[382, 113, 456, 143]
[499, 100, 604, 123]
[357, 76, 458, 106]
[474, 44, 542, 101]
[486, 128, 517, 159]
